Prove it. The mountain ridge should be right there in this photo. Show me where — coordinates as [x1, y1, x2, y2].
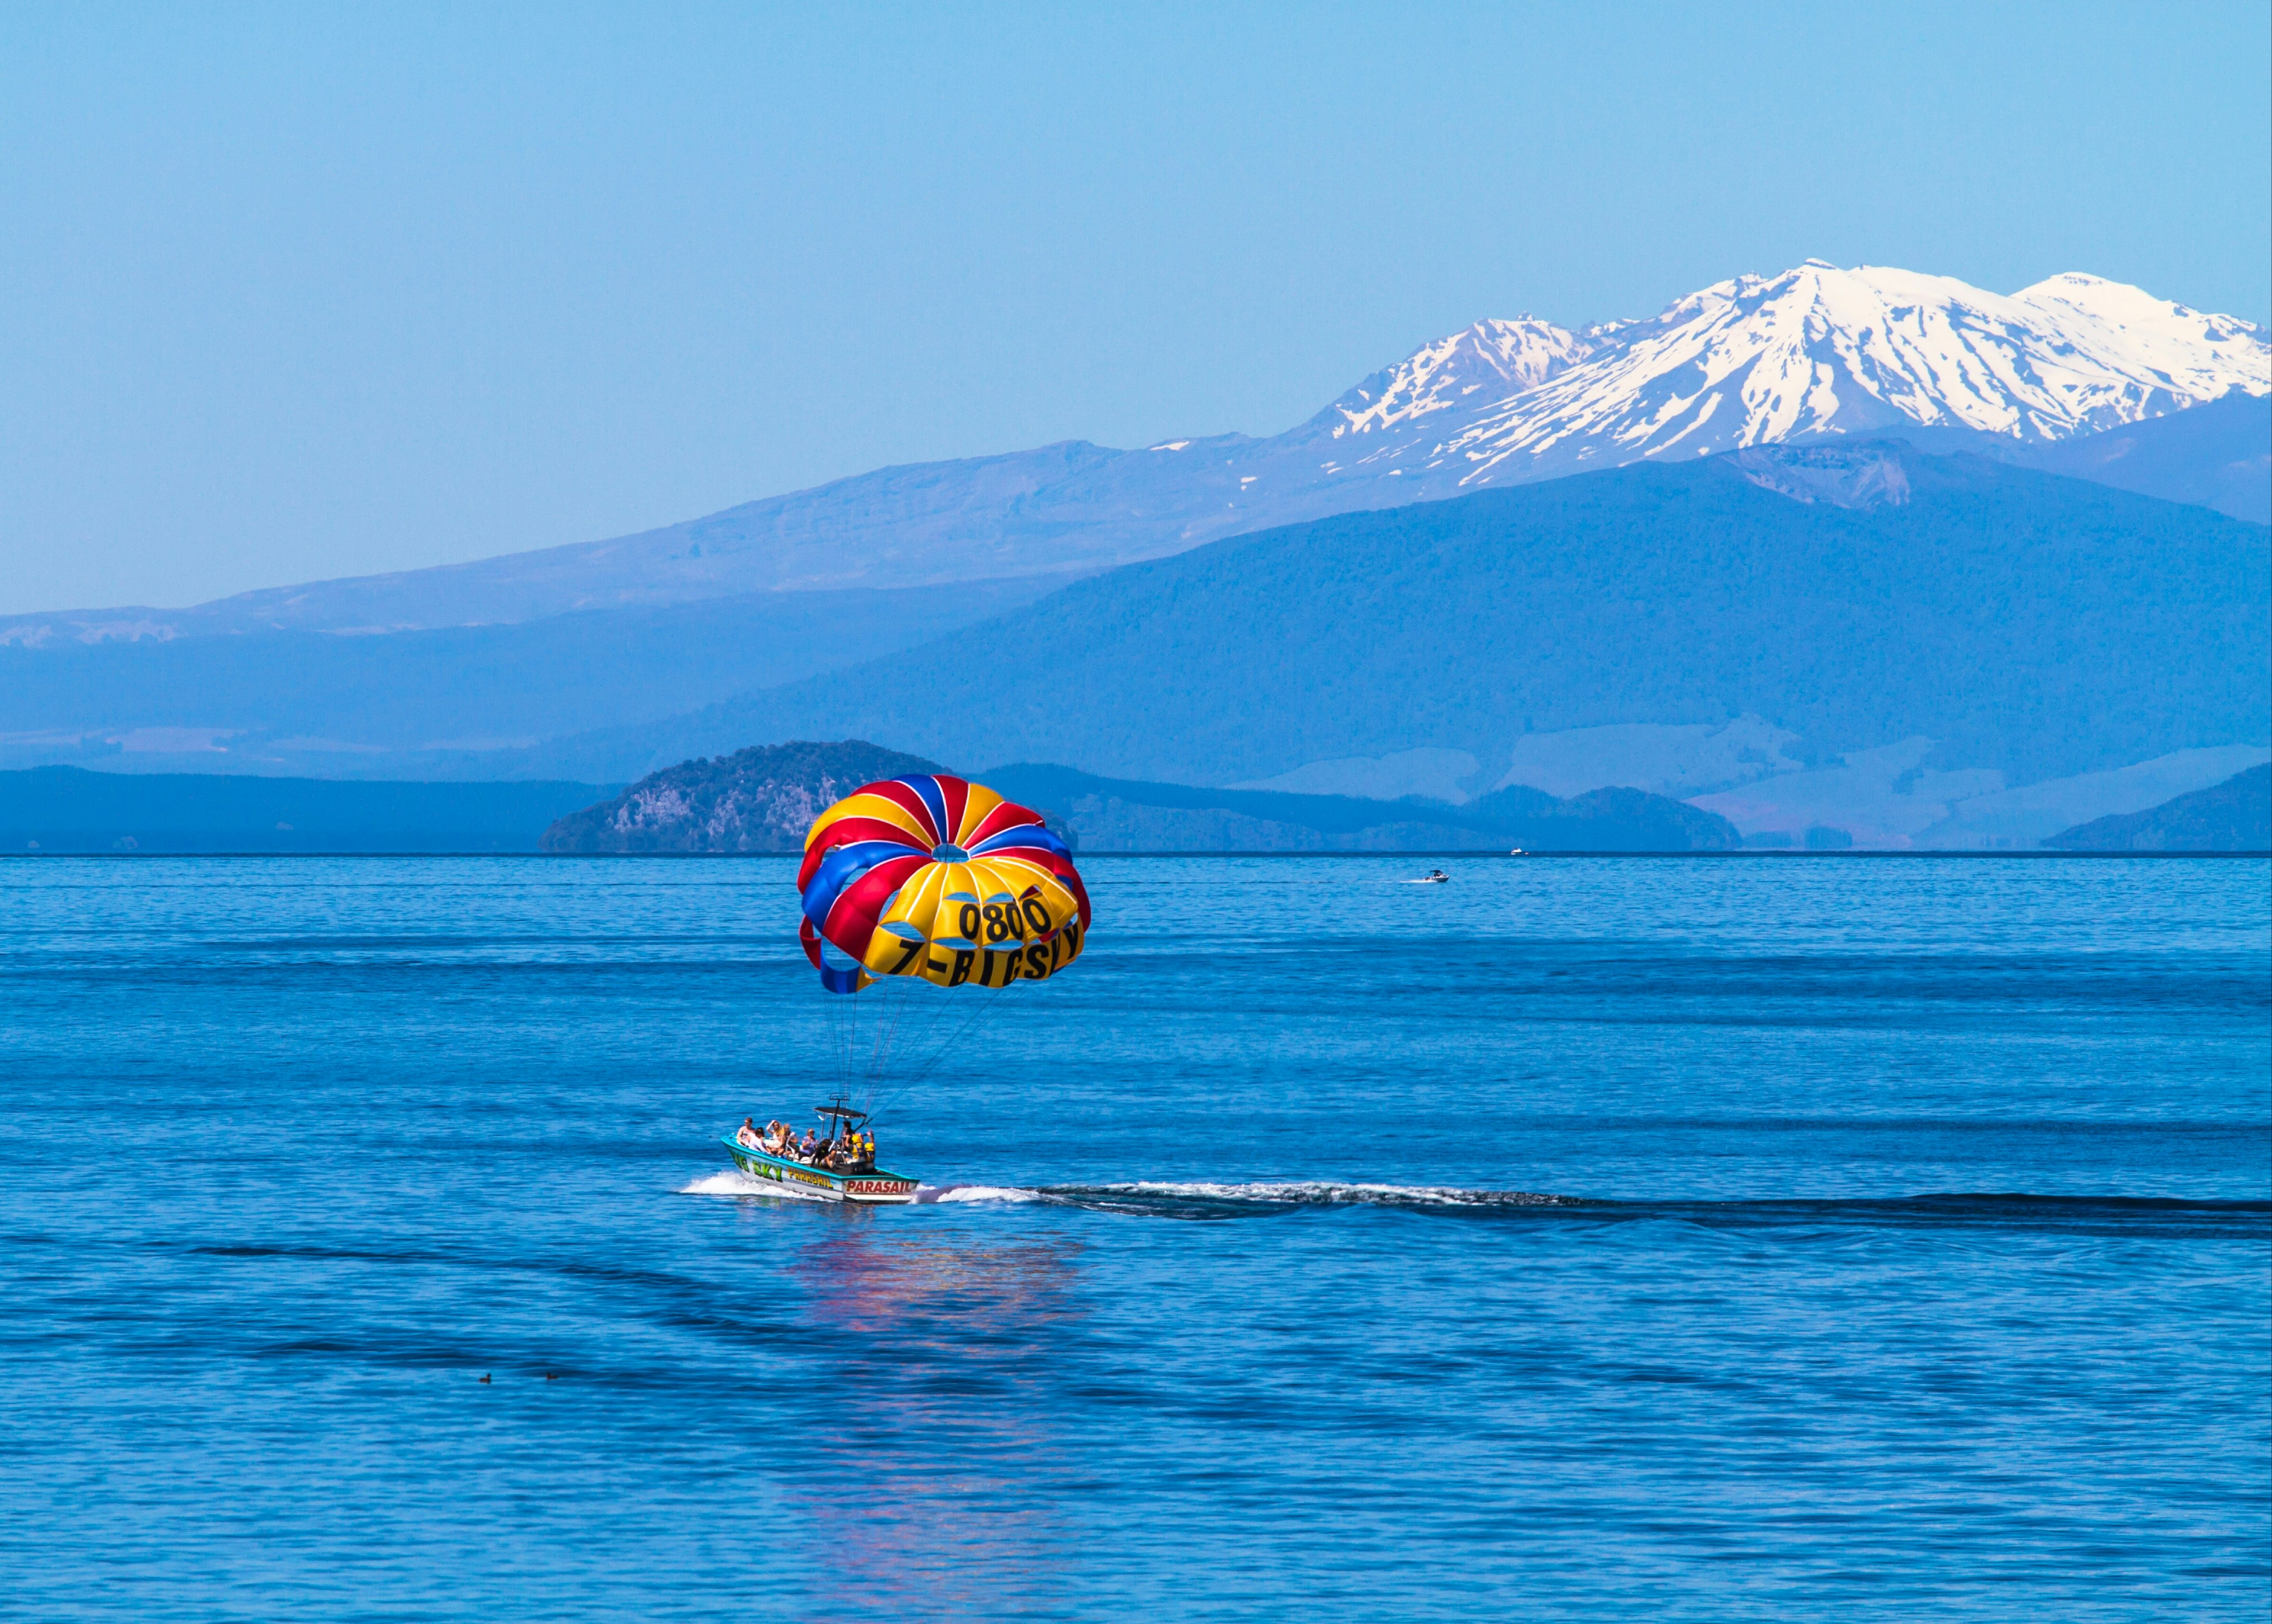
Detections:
[7, 262, 2262, 645]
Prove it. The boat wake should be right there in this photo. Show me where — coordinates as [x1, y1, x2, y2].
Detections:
[678, 1169, 1564, 1214]
[679, 1169, 839, 1202]
[680, 1171, 2265, 1237]
[681, 1169, 759, 1196]
[1040, 1180, 1580, 1219]
[680, 1169, 1046, 1205]
[680, 1166, 1574, 1215]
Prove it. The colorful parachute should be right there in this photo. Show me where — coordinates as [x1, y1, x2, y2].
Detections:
[797, 774, 1091, 996]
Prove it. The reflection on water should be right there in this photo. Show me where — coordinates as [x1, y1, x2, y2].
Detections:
[763, 1216, 1086, 1606]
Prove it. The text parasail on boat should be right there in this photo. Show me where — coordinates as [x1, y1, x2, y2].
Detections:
[797, 773, 1092, 997]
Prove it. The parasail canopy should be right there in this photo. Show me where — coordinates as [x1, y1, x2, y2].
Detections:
[796, 773, 1091, 996]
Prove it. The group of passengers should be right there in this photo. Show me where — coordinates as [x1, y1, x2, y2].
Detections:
[737, 1116, 876, 1172]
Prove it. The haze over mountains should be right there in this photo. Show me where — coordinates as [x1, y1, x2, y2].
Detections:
[5, 260, 2266, 848]
[549, 441, 2269, 847]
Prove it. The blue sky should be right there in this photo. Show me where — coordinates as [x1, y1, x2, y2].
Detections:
[3, 2, 2266, 613]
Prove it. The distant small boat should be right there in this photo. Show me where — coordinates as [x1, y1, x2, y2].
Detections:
[1421, 868, 1450, 883]
[723, 1104, 919, 1204]
[1508, 847, 1528, 856]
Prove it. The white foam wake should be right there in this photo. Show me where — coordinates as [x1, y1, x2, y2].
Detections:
[679, 1169, 833, 1201]
[680, 1170, 1041, 1205]
[679, 1171, 1563, 1211]
[1064, 1180, 1571, 1208]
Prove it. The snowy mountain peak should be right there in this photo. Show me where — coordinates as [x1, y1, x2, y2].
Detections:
[1324, 317, 1589, 439]
[2009, 273, 2267, 396]
[1419, 261, 2270, 485]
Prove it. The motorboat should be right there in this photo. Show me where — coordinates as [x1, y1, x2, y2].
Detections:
[1420, 869, 1450, 883]
[723, 1103, 919, 1203]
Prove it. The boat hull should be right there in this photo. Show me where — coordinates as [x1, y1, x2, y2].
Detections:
[722, 1139, 919, 1203]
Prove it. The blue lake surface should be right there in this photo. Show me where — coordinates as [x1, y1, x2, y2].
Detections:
[2, 854, 2266, 1620]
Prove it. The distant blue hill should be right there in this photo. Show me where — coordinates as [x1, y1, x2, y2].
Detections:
[576, 442, 2269, 791]
[0, 767, 609, 853]
[2043, 764, 2270, 852]
[2012, 391, 2269, 526]
[977, 764, 1739, 852]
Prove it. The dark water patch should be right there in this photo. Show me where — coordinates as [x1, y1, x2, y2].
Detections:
[1605, 1191, 2272, 1239]
[1036, 1182, 2272, 1237]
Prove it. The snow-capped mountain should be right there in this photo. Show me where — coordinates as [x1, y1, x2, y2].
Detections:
[1322, 262, 2269, 490]
[7, 261, 2264, 647]
[1319, 317, 1593, 441]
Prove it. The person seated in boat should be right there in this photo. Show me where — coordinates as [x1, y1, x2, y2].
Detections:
[799, 1127, 819, 1161]
[760, 1120, 787, 1155]
[859, 1130, 877, 1169]
[736, 1118, 762, 1150]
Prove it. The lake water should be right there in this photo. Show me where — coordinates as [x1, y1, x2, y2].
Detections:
[3, 855, 2266, 1620]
